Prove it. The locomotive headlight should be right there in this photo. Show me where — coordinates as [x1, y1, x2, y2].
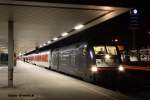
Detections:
[118, 65, 124, 72]
[91, 66, 98, 72]
[105, 54, 110, 59]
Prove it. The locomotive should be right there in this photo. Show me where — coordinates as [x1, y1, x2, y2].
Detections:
[23, 42, 125, 82]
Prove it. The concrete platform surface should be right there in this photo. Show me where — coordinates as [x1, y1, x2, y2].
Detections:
[0, 61, 134, 100]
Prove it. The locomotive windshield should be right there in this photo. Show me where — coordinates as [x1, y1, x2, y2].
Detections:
[93, 46, 120, 67]
[94, 46, 117, 56]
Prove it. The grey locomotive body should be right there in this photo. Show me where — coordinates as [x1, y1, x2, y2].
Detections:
[50, 42, 124, 82]
[24, 42, 124, 82]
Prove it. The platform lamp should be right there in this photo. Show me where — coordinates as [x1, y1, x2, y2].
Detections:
[130, 8, 139, 49]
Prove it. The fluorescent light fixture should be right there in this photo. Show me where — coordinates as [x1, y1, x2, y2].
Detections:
[43, 43, 46, 46]
[40, 45, 42, 48]
[47, 40, 51, 44]
[74, 24, 84, 30]
[61, 32, 68, 37]
[53, 37, 58, 41]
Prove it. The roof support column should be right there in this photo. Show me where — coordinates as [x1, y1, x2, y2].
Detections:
[8, 20, 14, 88]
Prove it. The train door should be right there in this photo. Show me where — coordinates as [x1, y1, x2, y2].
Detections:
[51, 49, 59, 71]
[58, 48, 73, 74]
[75, 43, 88, 77]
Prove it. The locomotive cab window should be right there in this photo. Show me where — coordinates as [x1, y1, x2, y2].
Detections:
[106, 46, 117, 55]
[94, 46, 106, 56]
[93, 46, 120, 67]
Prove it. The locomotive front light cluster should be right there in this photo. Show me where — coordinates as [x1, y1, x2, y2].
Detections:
[91, 66, 98, 72]
[118, 65, 125, 72]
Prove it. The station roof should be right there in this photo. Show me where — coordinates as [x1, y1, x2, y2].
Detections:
[0, 1, 129, 54]
[17, 0, 142, 8]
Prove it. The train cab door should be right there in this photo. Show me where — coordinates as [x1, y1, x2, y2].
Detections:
[75, 43, 88, 77]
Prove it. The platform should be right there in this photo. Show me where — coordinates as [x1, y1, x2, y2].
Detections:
[0, 61, 133, 100]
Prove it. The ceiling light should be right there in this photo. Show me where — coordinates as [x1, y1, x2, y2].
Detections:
[40, 45, 42, 48]
[74, 24, 84, 30]
[61, 32, 68, 37]
[47, 41, 51, 44]
[43, 43, 46, 46]
[53, 37, 58, 41]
